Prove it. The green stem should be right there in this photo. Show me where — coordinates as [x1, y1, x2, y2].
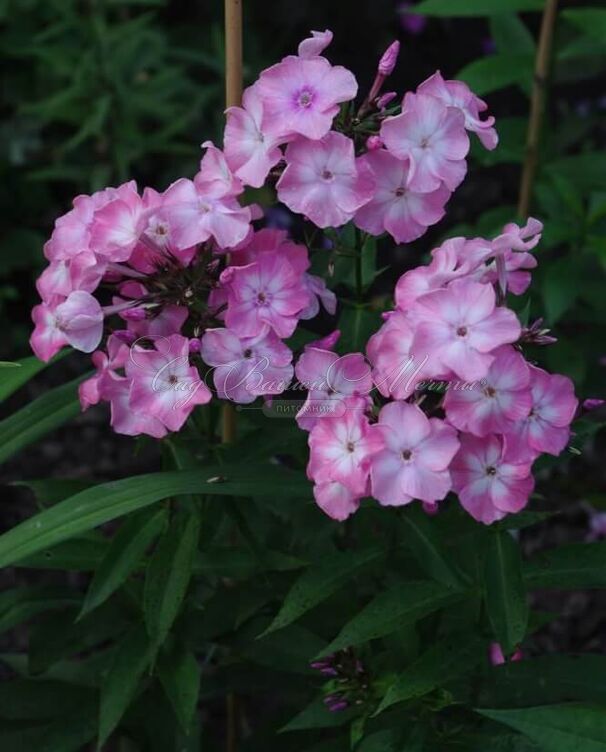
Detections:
[355, 229, 364, 302]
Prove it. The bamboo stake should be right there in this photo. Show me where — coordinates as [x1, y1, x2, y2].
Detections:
[224, 4, 243, 748]
[222, 0, 243, 444]
[517, 0, 559, 219]
[225, 0, 243, 109]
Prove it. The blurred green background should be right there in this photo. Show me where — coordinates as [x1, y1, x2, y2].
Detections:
[1, 0, 605, 401]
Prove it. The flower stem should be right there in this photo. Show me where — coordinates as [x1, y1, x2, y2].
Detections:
[517, 0, 559, 219]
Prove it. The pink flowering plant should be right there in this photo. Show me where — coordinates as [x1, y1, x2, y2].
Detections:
[1, 21, 605, 752]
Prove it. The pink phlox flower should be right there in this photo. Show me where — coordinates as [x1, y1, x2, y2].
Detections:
[36, 251, 105, 302]
[451, 433, 534, 524]
[381, 92, 469, 192]
[126, 305, 188, 338]
[277, 132, 375, 228]
[295, 348, 373, 431]
[305, 329, 341, 351]
[104, 376, 168, 439]
[354, 149, 450, 243]
[313, 480, 361, 522]
[160, 178, 251, 251]
[409, 278, 521, 381]
[223, 86, 284, 188]
[126, 333, 212, 432]
[504, 365, 578, 462]
[417, 71, 498, 150]
[89, 183, 146, 262]
[30, 290, 104, 361]
[78, 334, 130, 410]
[444, 345, 532, 436]
[297, 29, 334, 59]
[195, 141, 244, 198]
[200, 327, 293, 404]
[221, 253, 311, 338]
[299, 273, 337, 319]
[308, 400, 384, 494]
[230, 229, 310, 274]
[256, 56, 357, 140]
[395, 237, 481, 310]
[366, 311, 430, 399]
[370, 401, 459, 507]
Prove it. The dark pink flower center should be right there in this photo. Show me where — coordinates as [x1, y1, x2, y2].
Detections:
[456, 326, 468, 337]
[346, 441, 356, 453]
[395, 187, 407, 197]
[322, 169, 334, 181]
[485, 465, 497, 476]
[401, 449, 412, 461]
[296, 88, 315, 109]
[243, 348, 253, 359]
[483, 385, 497, 398]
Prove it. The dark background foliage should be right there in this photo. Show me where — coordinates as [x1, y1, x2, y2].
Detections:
[1, 0, 606, 750]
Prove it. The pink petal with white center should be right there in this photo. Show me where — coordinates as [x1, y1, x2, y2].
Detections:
[314, 481, 360, 521]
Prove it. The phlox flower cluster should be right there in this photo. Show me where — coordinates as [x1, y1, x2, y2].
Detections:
[30, 29, 578, 525]
[300, 218, 578, 525]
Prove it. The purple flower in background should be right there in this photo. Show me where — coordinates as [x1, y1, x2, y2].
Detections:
[397, 2, 426, 35]
[482, 37, 497, 56]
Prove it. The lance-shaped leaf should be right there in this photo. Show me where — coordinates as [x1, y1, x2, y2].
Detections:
[158, 642, 201, 733]
[476, 704, 606, 752]
[0, 465, 310, 569]
[261, 547, 382, 636]
[524, 542, 606, 590]
[412, 0, 545, 16]
[377, 635, 485, 713]
[143, 509, 200, 649]
[98, 625, 153, 749]
[317, 580, 463, 657]
[483, 530, 528, 655]
[79, 507, 167, 618]
[0, 374, 86, 465]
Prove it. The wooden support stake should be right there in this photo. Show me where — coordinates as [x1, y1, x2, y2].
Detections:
[517, 0, 559, 219]
[222, 0, 243, 444]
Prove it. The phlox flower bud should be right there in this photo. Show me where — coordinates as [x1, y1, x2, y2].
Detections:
[378, 40, 400, 76]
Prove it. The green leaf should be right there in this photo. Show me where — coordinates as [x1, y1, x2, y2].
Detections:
[0, 465, 310, 569]
[0, 695, 97, 752]
[490, 14, 536, 55]
[339, 307, 383, 354]
[17, 537, 109, 571]
[98, 625, 153, 748]
[281, 696, 355, 732]
[143, 509, 200, 648]
[157, 642, 200, 733]
[261, 547, 381, 636]
[545, 153, 606, 193]
[562, 8, 606, 43]
[377, 636, 485, 713]
[478, 655, 606, 708]
[476, 704, 606, 752]
[319, 580, 462, 656]
[79, 508, 166, 618]
[0, 350, 67, 403]
[0, 374, 86, 465]
[483, 531, 528, 655]
[399, 506, 464, 588]
[524, 542, 606, 590]
[0, 586, 80, 634]
[0, 679, 96, 720]
[412, 0, 545, 17]
[542, 258, 582, 323]
[458, 54, 533, 96]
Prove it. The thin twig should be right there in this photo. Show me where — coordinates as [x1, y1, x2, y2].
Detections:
[517, 0, 559, 219]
